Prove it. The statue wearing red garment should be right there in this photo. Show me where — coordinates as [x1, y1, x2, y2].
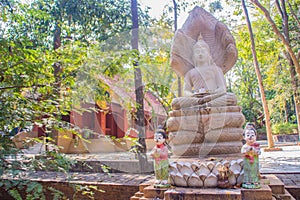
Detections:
[150, 126, 170, 188]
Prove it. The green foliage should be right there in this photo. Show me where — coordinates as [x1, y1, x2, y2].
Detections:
[209, 1, 223, 13]
[138, 26, 176, 114]
[0, 1, 152, 199]
[0, 38, 86, 135]
[72, 184, 104, 200]
[47, 187, 66, 200]
[2, 0, 150, 49]
[31, 142, 77, 173]
[0, 136, 47, 199]
[0, 0, 152, 135]
[0, 135, 102, 200]
[229, 55, 263, 125]
[8, 189, 22, 200]
[141, 48, 175, 113]
[230, 11, 297, 127]
[272, 123, 298, 135]
[256, 126, 266, 135]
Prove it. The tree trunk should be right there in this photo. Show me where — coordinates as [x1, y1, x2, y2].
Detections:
[276, 0, 300, 143]
[131, 0, 148, 173]
[242, 0, 275, 148]
[173, 0, 182, 97]
[54, 22, 61, 50]
[290, 65, 300, 139]
[53, 21, 62, 90]
[45, 21, 62, 152]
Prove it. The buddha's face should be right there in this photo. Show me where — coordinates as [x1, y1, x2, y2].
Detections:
[193, 42, 211, 65]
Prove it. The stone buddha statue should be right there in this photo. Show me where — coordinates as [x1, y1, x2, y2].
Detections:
[166, 6, 245, 157]
[171, 35, 237, 110]
[184, 35, 226, 97]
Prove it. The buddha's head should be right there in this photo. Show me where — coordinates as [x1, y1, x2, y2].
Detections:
[192, 34, 212, 66]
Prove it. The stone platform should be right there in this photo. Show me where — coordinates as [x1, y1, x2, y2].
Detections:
[131, 175, 296, 200]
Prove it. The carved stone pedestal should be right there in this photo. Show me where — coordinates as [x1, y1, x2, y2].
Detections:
[167, 103, 245, 157]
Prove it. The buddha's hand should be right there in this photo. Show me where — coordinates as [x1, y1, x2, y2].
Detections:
[198, 95, 212, 104]
[183, 90, 194, 97]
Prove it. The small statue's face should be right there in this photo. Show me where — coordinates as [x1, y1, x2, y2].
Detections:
[244, 129, 256, 145]
[154, 133, 165, 145]
[193, 45, 210, 63]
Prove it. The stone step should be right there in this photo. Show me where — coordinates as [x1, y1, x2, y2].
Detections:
[134, 191, 144, 197]
[241, 184, 273, 200]
[130, 179, 155, 200]
[164, 187, 242, 200]
[139, 180, 154, 192]
[264, 174, 285, 195]
[143, 185, 169, 199]
[130, 191, 145, 200]
[285, 186, 300, 200]
[277, 189, 296, 200]
[263, 175, 296, 199]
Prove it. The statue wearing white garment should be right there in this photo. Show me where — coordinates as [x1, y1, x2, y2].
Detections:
[166, 6, 245, 157]
[171, 35, 236, 110]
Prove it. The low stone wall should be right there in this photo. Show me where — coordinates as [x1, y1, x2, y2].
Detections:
[273, 134, 299, 142]
[56, 130, 156, 154]
[0, 177, 141, 200]
[71, 160, 154, 174]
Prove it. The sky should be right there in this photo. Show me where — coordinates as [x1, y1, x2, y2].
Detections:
[139, 0, 189, 27]
[138, 1, 240, 30]
[139, 0, 169, 18]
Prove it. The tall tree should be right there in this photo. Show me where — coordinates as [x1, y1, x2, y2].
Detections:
[250, 0, 300, 77]
[242, 0, 275, 148]
[4, 0, 138, 49]
[172, 0, 182, 97]
[131, 0, 148, 173]
[274, 0, 300, 140]
[250, 0, 300, 141]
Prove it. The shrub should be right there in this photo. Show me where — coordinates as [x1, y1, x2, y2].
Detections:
[272, 123, 298, 135]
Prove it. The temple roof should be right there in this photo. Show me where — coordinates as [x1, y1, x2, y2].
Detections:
[98, 74, 167, 117]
